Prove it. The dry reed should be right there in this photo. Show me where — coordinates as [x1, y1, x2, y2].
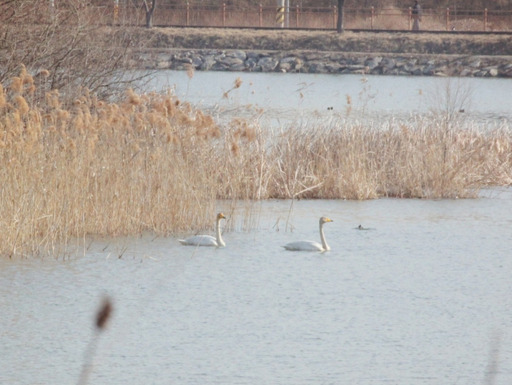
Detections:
[1, 68, 511, 257]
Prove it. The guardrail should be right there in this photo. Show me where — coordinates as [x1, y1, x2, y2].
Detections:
[6, 2, 512, 32]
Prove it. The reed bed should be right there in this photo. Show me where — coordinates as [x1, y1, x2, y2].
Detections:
[1, 68, 511, 257]
[271, 119, 512, 200]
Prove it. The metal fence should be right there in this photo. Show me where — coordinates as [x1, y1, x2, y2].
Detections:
[11, 2, 512, 32]
[114, 4, 512, 31]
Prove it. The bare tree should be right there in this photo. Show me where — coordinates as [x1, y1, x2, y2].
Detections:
[145, 0, 157, 27]
[336, 0, 345, 33]
[0, 0, 145, 103]
[131, 0, 158, 28]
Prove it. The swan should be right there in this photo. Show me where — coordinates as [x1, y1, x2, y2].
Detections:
[283, 216, 333, 252]
[179, 213, 226, 247]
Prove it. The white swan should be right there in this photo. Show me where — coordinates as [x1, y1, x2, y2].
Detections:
[283, 216, 333, 252]
[179, 213, 226, 247]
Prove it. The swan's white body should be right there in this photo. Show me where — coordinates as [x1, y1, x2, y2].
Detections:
[179, 213, 226, 247]
[284, 217, 333, 252]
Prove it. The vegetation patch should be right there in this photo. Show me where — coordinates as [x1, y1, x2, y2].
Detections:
[1, 69, 511, 257]
[128, 27, 512, 56]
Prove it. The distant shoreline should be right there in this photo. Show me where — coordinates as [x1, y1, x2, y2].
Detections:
[132, 48, 512, 77]
[124, 27, 512, 77]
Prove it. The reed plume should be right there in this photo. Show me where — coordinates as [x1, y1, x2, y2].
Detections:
[77, 297, 113, 385]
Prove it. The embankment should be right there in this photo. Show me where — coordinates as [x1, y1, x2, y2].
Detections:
[122, 27, 512, 77]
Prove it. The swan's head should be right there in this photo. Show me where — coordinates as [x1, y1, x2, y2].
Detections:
[217, 212, 226, 220]
[320, 216, 333, 224]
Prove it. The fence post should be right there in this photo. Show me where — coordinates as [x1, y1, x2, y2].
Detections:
[259, 4, 262, 27]
[186, 1, 189, 26]
[371, 6, 374, 29]
[276, 0, 284, 28]
[285, 0, 289, 28]
[296, 4, 299, 28]
[333, 6, 337, 29]
[484, 8, 487, 31]
[223, 3, 226, 27]
[408, 7, 412, 30]
[446, 7, 450, 30]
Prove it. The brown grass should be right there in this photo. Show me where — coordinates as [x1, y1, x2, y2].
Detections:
[128, 26, 512, 56]
[1, 68, 511, 257]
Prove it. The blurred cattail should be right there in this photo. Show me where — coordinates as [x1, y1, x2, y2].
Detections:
[95, 297, 112, 331]
[78, 297, 113, 385]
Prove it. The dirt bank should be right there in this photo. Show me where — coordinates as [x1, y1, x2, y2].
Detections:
[124, 27, 512, 56]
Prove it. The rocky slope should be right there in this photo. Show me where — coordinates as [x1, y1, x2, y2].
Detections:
[120, 27, 512, 77]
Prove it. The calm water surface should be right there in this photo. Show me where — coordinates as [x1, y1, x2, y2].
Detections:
[1, 192, 512, 385]
[143, 71, 512, 124]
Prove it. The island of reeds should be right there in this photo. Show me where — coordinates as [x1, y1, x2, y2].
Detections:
[0, 66, 511, 258]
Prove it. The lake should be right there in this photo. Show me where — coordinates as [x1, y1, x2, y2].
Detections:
[1, 71, 511, 385]
[142, 71, 512, 125]
[1, 191, 512, 385]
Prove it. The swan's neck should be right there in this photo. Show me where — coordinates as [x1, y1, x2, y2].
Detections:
[319, 222, 330, 251]
[216, 218, 225, 247]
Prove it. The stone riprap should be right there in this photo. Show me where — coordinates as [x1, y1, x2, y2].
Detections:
[134, 49, 512, 77]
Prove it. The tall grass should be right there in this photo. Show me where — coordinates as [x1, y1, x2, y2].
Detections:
[1, 68, 511, 257]
[266, 119, 512, 200]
